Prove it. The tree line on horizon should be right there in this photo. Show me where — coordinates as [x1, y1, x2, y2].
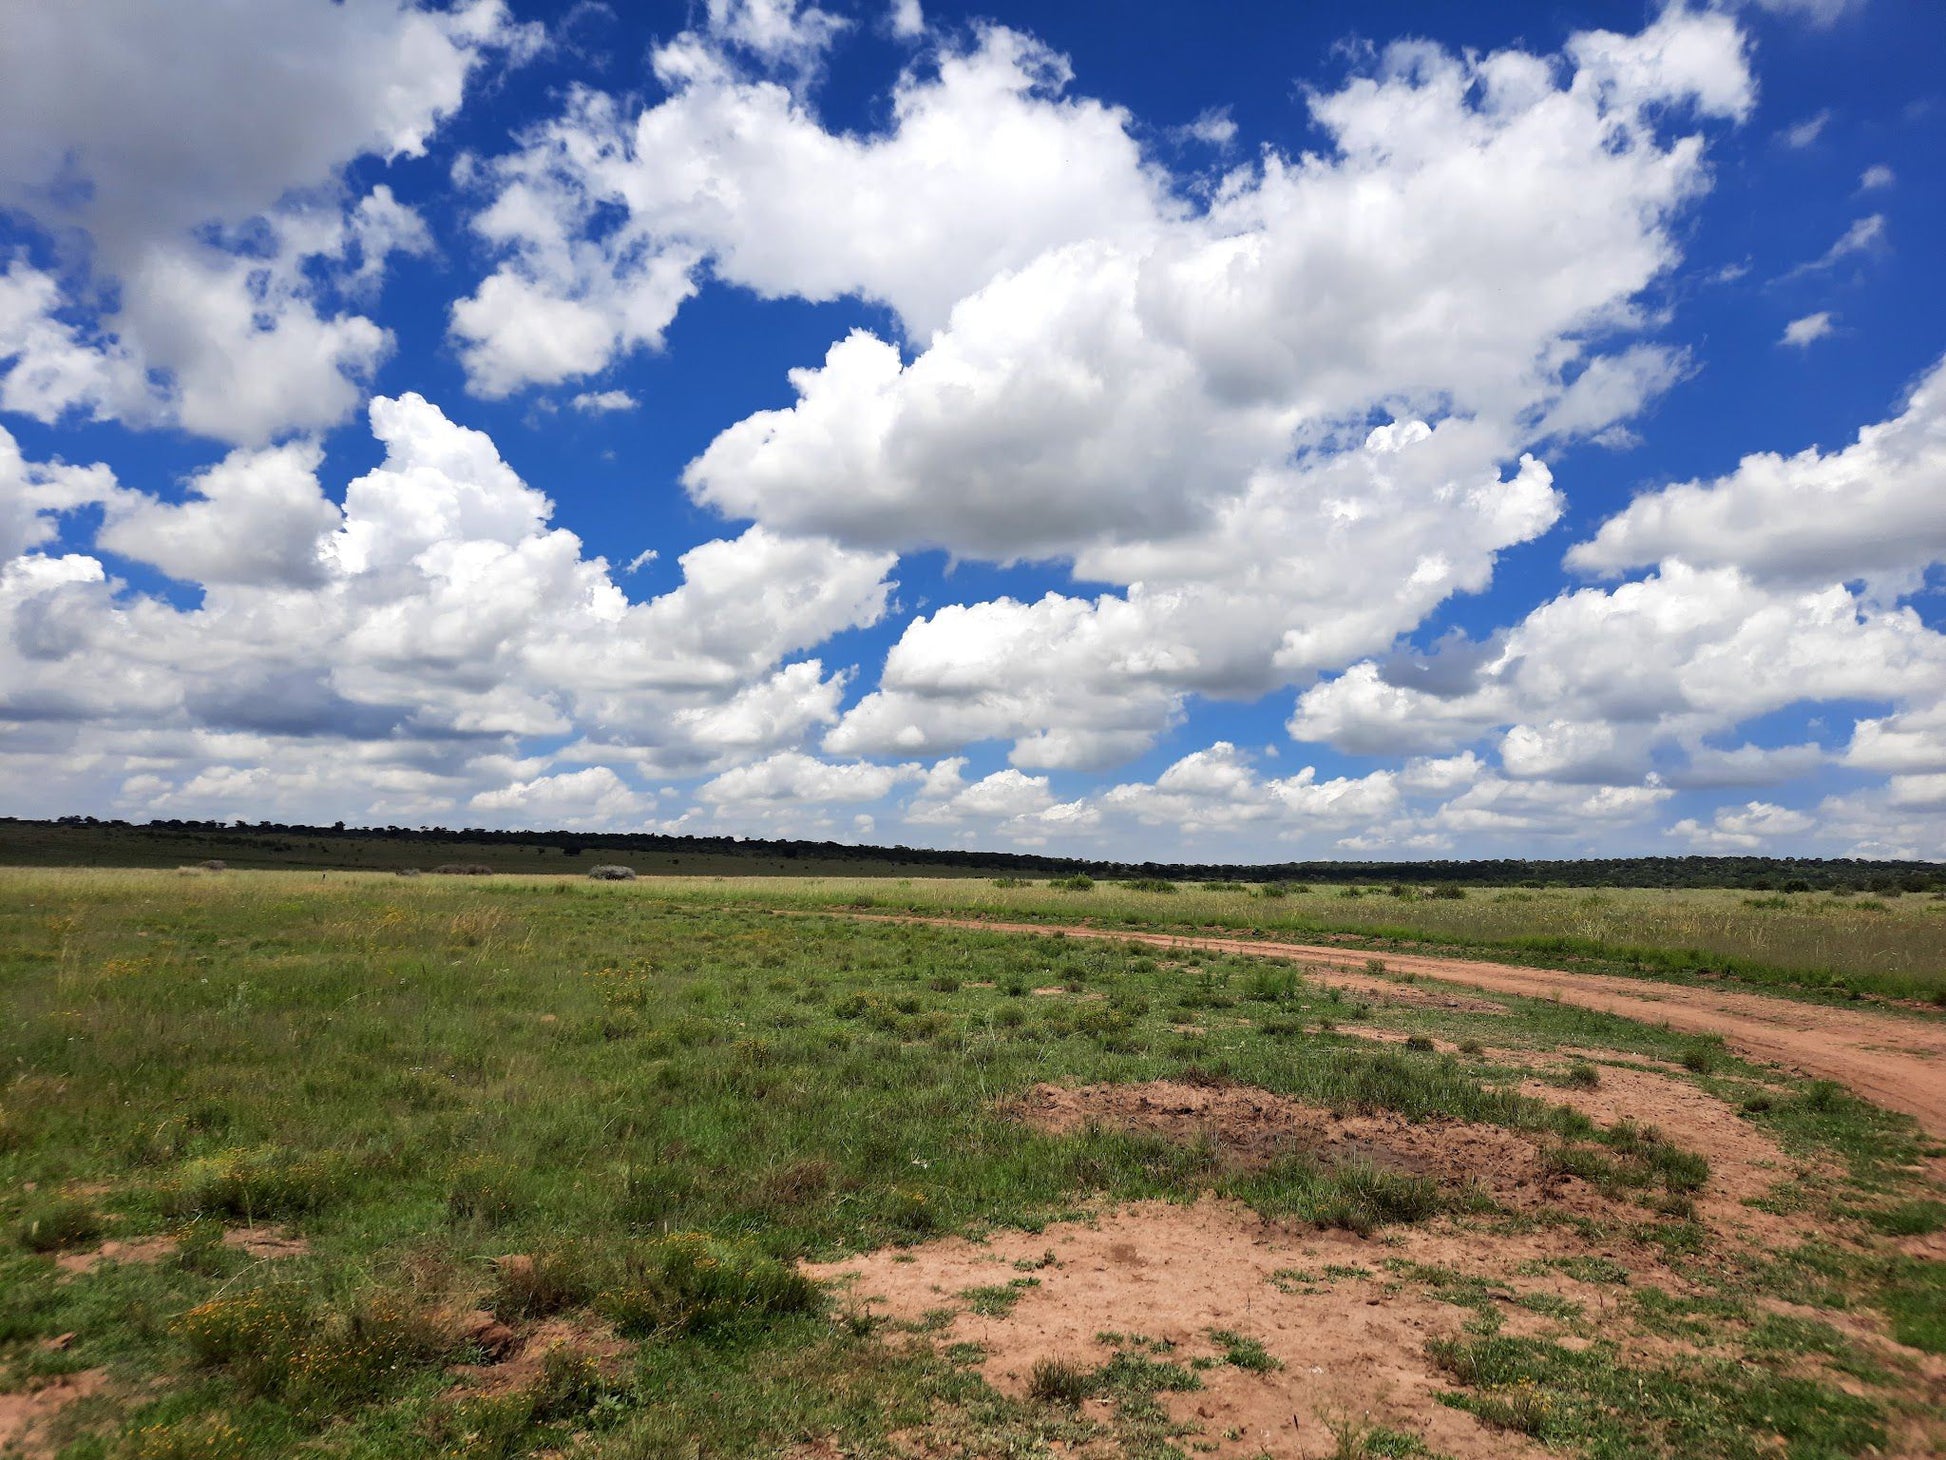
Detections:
[7, 814, 1941, 891]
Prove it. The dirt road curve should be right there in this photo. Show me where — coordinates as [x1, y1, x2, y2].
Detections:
[823, 911, 1946, 1139]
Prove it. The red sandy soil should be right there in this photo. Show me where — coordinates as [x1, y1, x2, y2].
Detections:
[0, 1369, 106, 1459]
[822, 912, 1946, 1139]
[810, 1071, 1946, 1459]
[52, 1224, 309, 1275]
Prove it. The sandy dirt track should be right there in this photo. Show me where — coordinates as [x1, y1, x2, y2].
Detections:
[816, 911, 1946, 1140]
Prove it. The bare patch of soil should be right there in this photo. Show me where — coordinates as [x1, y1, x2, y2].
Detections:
[53, 1237, 175, 1274]
[809, 1200, 1546, 1459]
[813, 1070, 1946, 1457]
[1516, 1065, 1809, 1246]
[224, 1225, 309, 1260]
[54, 1224, 308, 1275]
[445, 1315, 629, 1398]
[0, 1369, 107, 1459]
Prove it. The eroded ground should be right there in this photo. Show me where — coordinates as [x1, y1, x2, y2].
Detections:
[814, 1068, 1946, 1459]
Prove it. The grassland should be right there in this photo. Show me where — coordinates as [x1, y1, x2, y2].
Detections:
[643, 874, 1946, 1005]
[2, 869, 1942, 1458]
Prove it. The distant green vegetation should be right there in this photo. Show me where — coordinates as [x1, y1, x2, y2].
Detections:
[1, 869, 1939, 1457]
[6, 815, 1940, 891]
[664, 875, 1946, 1005]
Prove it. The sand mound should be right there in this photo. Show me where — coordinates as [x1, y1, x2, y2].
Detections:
[1012, 1080, 1571, 1212]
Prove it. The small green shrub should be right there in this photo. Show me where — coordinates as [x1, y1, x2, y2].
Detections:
[16, 1197, 102, 1253]
[446, 1159, 522, 1227]
[597, 1232, 820, 1336]
[494, 1246, 602, 1320]
[159, 1147, 350, 1221]
[1028, 1355, 1092, 1405]
[1679, 1045, 1719, 1075]
[1208, 1328, 1281, 1371]
[176, 1285, 456, 1408]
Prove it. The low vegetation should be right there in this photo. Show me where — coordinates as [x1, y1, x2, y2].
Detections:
[0, 868, 1939, 1457]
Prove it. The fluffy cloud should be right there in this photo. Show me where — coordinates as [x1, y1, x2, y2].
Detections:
[1669, 800, 1815, 850]
[1293, 360, 1946, 843]
[452, 22, 1164, 394]
[0, 1, 530, 442]
[660, 9, 1744, 763]
[1780, 312, 1835, 348]
[0, 393, 895, 817]
[699, 750, 919, 807]
[471, 766, 647, 829]
[1295, 563, 1946, 766]
[1569, 356, 1946, 591]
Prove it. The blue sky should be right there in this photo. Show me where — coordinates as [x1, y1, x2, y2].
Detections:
[3, 0, 1944, 860]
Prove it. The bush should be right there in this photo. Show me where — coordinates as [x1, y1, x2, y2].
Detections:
[1049, 875, 1094, 892]
[159, 1147, 351, 1221]
[176, 1285, 456, 1408]
[587, 865, 637, 881]
[446, 1159, 523, 1227]
[1119, 878, 1177, 894]
[597, 1233, 820, 1336]
[1028, 1356, 1093, 1405]
[1679, 1044, 1719, 1075]
[494, 1247, 602, 1320]
[431, 864, 493, 876]
[16, 1197, 102, 1253]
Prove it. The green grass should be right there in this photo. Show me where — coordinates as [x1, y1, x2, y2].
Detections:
[1, 869, 1939, 1458]
[643, 873, 1946, 1003]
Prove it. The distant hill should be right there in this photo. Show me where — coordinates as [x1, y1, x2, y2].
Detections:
[2, 815, 1939, 891]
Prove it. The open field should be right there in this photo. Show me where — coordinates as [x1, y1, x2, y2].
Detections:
[645, 875, 1946, 1006]
[3, 869, 1944, 1458]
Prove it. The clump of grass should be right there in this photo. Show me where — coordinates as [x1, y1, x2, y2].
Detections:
[1207, 1328, 1280, 1371]
[887, 1188, 936, 1233]
[1027, 1355, 1092, 1405]
[16, 1196, 103, 1253]
[124, 1415, 252, 1460]
[1560, 1062, 1601, 1089]
[1241, 1155, 1443, 1235]
[446, 1158, 523, 1227]
[1471, 1378, 1555, 1437]
[598, 1232, 821, 1336]
[1867, 1200, 1946, 1237]
[1403, 1034, 1435, 1053]
[1680, 1044, 1720, 1075]
[159, 1146, 351, 1222]
[960, 1280, 1035, 1317]
[175, 1285, 457, 1409]
[494, 1246, 602, 1319]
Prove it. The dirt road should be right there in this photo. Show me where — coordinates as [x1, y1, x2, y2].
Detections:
[821, 911, 1946, 1140]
